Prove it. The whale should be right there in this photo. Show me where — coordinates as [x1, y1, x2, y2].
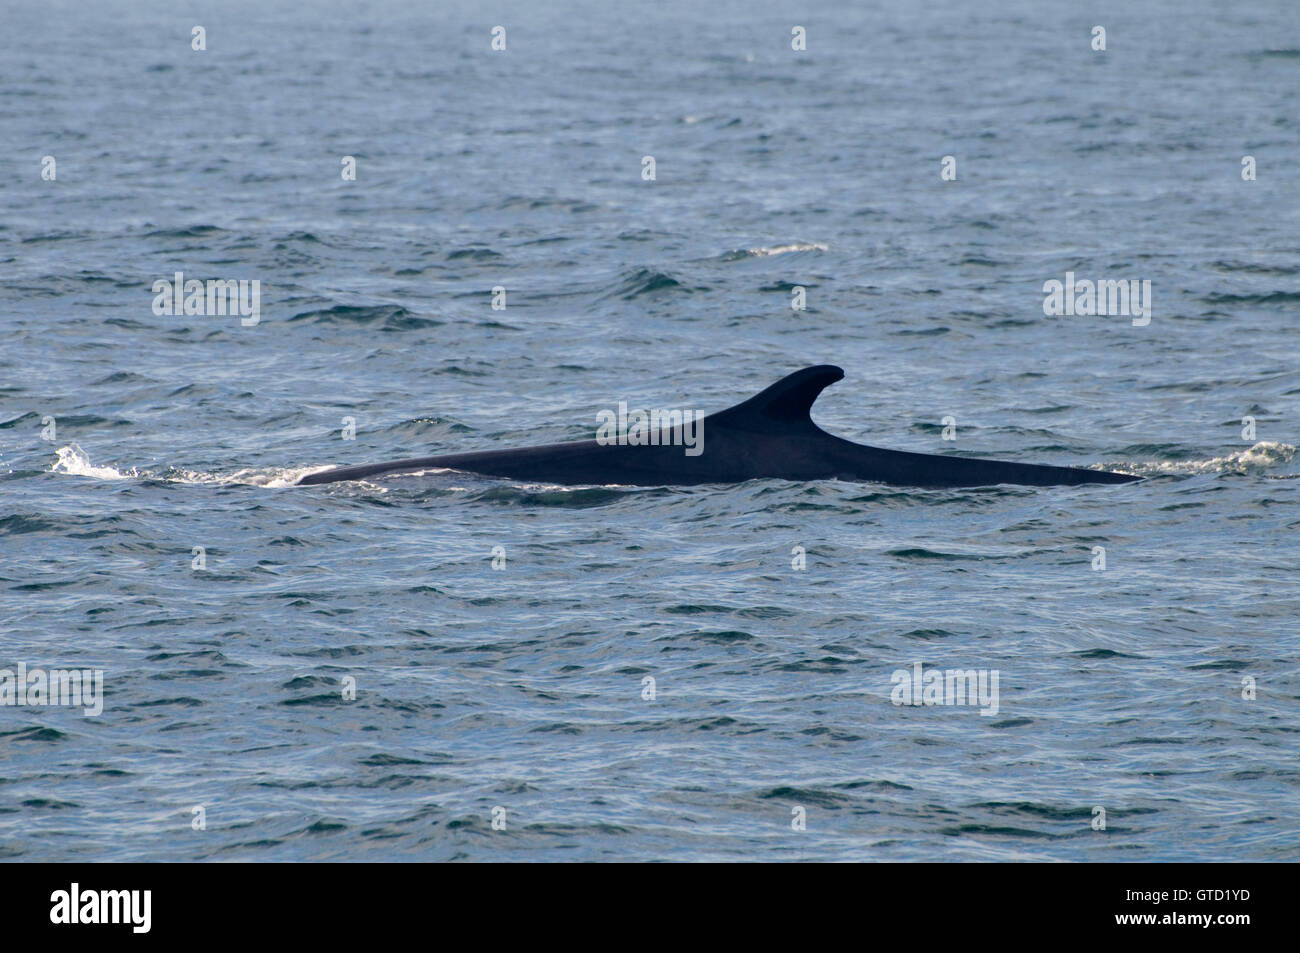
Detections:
[296, 365, 1141, 488]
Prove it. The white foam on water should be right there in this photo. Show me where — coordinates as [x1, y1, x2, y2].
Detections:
[51, 443, 137, 480]
[1118, 441, 1296, 477]
[51, 445, 352, 489]
[212, 466, 330, 488]
[747, 241, 829, 256]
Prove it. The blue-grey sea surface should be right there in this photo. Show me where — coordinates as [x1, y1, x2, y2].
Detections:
[1, 0, 1297, 861]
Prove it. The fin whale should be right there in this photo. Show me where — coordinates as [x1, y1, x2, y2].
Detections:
[296, 365, 1141, 488]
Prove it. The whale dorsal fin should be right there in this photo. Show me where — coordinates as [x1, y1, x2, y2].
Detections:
[709, 365, 844, 430]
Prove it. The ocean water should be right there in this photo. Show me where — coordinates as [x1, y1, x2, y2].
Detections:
[1, 0, 1297, 862]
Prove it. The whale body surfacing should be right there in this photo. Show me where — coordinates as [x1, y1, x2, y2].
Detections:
[296, 365, 1141, 489]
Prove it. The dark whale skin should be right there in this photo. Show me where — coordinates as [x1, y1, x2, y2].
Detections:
[296, 366, 1141, 489]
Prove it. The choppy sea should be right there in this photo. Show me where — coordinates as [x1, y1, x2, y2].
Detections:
[1, 0, 1297, 860]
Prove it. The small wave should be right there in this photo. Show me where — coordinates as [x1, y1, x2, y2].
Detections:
[468, 484, 643, 507]
[0, 514, 64, 536]
[142, 225, 226, 240]
[604, 268, 705, 300]
[287, 304, 441, 330]
[1210, 259, 1300, 277]
[276, 230, 325, 245]
[886, 547, 993, 561]
[1200, 291, 1300, 306]
[1120, 441, 1295, 477]
[446, 246, 502, 260]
